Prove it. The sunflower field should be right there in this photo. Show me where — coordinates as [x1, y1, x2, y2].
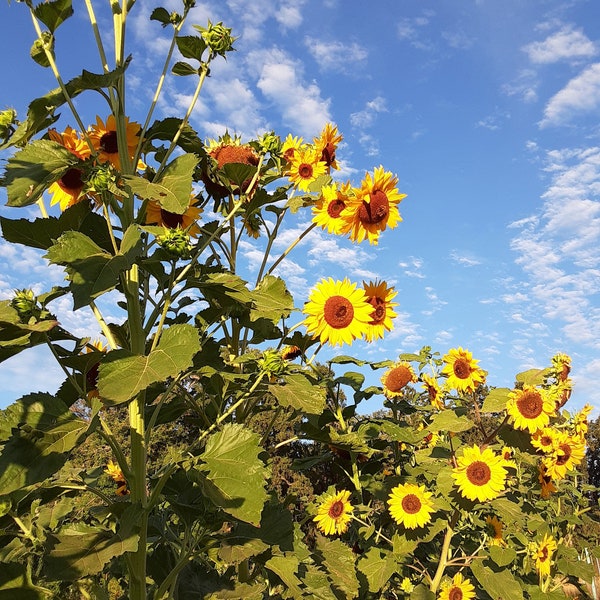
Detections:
[0, 1, 598, 599]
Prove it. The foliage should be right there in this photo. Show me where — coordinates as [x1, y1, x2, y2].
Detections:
[0, 2, 597, 599]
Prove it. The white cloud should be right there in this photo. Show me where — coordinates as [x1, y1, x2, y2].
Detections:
[304, 38, 368, 73]
[502, 69, 538, 103]
[350, 97, 388, 129]
[449, 250, 481, 267]
[539, 63, 600, 127]
[523, 25, 598, 64]
[275, 5, 305, 29]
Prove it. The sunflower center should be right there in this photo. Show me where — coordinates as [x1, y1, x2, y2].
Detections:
[100, 131, 119, 154]
[160, 209, 184, 228]
[299, 163, 314, 179]
[453, 358, 472, 379]
[328, 500, 344, 519]
[517, 390, 543, 419]
[401, 494, 422, 514]
[323, 296, 354, 329]
[58, 168, 84, 192]
[327, 198, 346, 218]
[448, 588, 464, 600]
[540, 435, 553, 447]
[367, 296, 386, 324]
[466, 460, 491, 486]
[320, 142, 336, 167]
[385, 366, 413, 392]
[540, 547, 549, 561]
[555, 444, 571, 466]
[358, 190, 389, 225]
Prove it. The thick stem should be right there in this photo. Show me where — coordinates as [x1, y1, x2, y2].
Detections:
[430, 509, 459, 593]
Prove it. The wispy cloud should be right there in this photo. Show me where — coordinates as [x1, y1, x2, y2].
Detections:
[350, 97, 388, 129]
[449, 250, 482, 267]
[304, 37, 368, 73]
[522, 24, 598, 64]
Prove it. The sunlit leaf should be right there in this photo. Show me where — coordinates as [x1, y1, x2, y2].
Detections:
[357, 547, 397, 593]
[516, 368, 550, 386]
[249, 275, 293, 323]
[471, 557, 524, 600]
[269, 373, 326, 414]
[33, 0, 73, 33]
[429, 409, 474, 433]
[482, 387, 511, 413]
[316, 536, 360, 598]
[265, 554, 303, 597]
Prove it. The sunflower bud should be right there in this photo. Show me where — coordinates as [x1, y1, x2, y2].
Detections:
[86, 164, 118, 195]
[156, 227, 192, 258]
[258, 131, 281, 155]
[258, 349, 288, 380]
[11, 289, 40, 322]
[199, 21, 235, 57]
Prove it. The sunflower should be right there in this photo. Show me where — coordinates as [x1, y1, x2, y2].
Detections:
[287, 147, 328, 192]
[362, 280, 398, 342]
[531, 427, 559, 453]
[313, 122, 343, 171]
[572, 404, 593, 440]
[530, 533, 557, 579]
[551, 352, 571, 382]
[145, 199, 202, 237]
[441, 347, 486, 394]
[485, 515, 505, 546]
[422, 373, 444, 409]
[388, 483, 435, 529]
[381, 361, 417, 398]
[542, 432, 586, 480]
[89, 114, 141, 170]
[438, 573, 476, 600]
[312, 182, 353, 234]
[302, 278, 372, 347]
[313, 489, 353, 535]
[342, 166, 406, 245]
[538, 463, 557, 498]
[506, 385, 555, 434]
[281, 133, 305, 164]
[452, 445, 507, 503]
[105, 460, 129, 496]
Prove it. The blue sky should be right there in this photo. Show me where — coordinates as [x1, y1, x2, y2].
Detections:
[1, 0, 599, 415]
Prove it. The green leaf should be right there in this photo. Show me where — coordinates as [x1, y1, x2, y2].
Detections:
[30, 31, 54, 68]
[357, 547, 397, 594]
[200, 423, 269, 526]
[33, 0, 73, 33]
[145, 117, 203, 154]
[4, 140, 79, 207]
[556, 547, 595, 581]
[429, 409, 474, 433]
[0, 393, 90, 495]
[317, 536, 360, 599]
[482, 387, 511, 413]
[172, 61, 198, 76]
[471, 557, 524, 600]
[150, 7, 171, 27]
[175, 35, 207, 60]
[0, 562, 45, 598]
[249, 275, 294, 323]
[516, 368, 549, 386]
[265, 554, 303, 598]
[269, 373, 326, 414]
[489, 545, 517, 567]
[98, 324, 200, 404]
[379, 420, 426, 445]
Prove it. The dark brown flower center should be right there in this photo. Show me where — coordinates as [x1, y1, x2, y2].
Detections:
[358, 189, 389, 225]
[540, 435, 553, 447]
[449, 588, 464, 600]
[453, 358, 472, 379]
[59, 168, 84, 192]
[211, 144, 259, 167]
[100, 131, 119, 154]
[320, 142, 336, 167]
[401, 494, 421, 514]
[466, 460, 491, 486]
[161, 209, 184, 228]
[517, 390, 543, 419]
[555, 444, 571, 466]
[327, 198, 346, 218]
[540, 546, 549, 561]
[283, 147, 296, 162]
[328, 500, 344, 519]
[323, 296, 354, 329]
[367, 296, 385, 325]
[385, 366, 413, 392]
[299, 163, 313, 179]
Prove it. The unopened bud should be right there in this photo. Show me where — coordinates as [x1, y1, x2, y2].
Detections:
[157, 227, 192, 258]
[199, 21, 236, 56]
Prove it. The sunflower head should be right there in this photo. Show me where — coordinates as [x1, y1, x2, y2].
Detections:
[313, 122, 343, 170]
[198, 20, 236, 56]
[362, 280, 398, 342]
[421, 373, 444, 409]
[438, 573, 476, 600]
[312, 182, 353, 234]
[145, 198, 202, 238]
[313, 489, 353, 536]
[388, 482, 435, 529]
[441, 347, 486, 394]
[288, 147, 328, 192]
[89, 115, 141, 170]
[529, 533, 557, 579]
[485, 515, 505, 546]
[381, 361, 417, 398]
[281, 134, 306, 164]
[506, 385, 555, 433]
[452, 445, 507, 503]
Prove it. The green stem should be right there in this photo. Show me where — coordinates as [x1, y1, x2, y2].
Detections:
[90, 301, 119, 350]
[266, 222, 317, 277]
[430, 509, 459, 593]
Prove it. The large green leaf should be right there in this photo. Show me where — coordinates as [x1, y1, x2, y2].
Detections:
[482, 387, 511, 413]
[34, 0, 73, 33]
[0, 393, 90, 495]
[249, 275, 294, 323]
[200, 423, 269, 526]
[357, 547, 397, 594]
[0, 562, 45, 599]
[98, 324, 200, 404]
[4, 140, 79, 207]
[264, 554, 303, 598]
[429, 409, 474, 433]
[175, 35, 207, 60]
[316, 536, 360, 599]
[471, 558, 524, 600]
[516, 368, 550, 386]
[269, 373, 326, 414]
[144, 117, 203, 154]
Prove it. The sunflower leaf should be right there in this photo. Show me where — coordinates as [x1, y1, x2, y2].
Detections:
[175, 35, 207, 61]
[429, 409, 474, 433]
[316, 536, 360, 599]
[269, 373, 326, 415]
[357, 547, 397, 594]
[33, 0, 74, 33]
[515, 368, 550, 386]
[172, 61, 198, 76]
[249, 275, 293, 323]
[144, 118, 203, 154]
[482, 387, 511, 413]
[470, 557, 524, 600]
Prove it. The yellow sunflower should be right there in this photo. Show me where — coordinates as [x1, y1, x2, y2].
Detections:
[312, 182, 353, 234]
[362, 280, 398, 342]
[313, 122, 343, 171]
[530, 533, 557, 579]
[89, 114, 141, 170]
[542, 431, 586, 480]
[551, 352, 571, 382]
[388, 483, 435, 529]
[572, 404, 593, 440]
[438, 573, 476, 600]
[485, 515, 505, 546]
[287, 147, 328, 192]
[302, 278, 372, 347]
[145, 199, 202, 237]
[105, 460, 129, 496]
[452, 445, 507, 503]
[422, 373, 444, 409]
[342, 166, 406, 245]
[381, 361, 417, 398]
[313, 489, 353, 535]
[281, 133, 305, 165]
[531, 427, 559, 453]
[441, 347, 486, 394]
[506, 385, 555, 434]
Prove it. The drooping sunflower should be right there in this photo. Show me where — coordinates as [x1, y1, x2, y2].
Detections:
[342, 166, 406, 245]
[145, 199, 202, 237]
[452, 445, 507, 503]
[422, 373, 444, 409]
[484, 515, 505, 546]
[530, 533, 557, 579]
[313, 122, 343, 171]
[538, 463, 558, 498]
[381, 361, 417, 398]
[542, 431, 586, 480]
[312, 182, 353, 234]
[441, 347, 486, 394]
[572, 404, 593, 440]
[438, 573, 476, 600]
[302, 278, 372, 347]
[287, 147, 328, 192]
[83, 338, 106, 398]
[551, 352, 571, 382]
[313, 489, 353, 536]
[388, 483, 435, 529]
[506, 385, 555, 434]
[89, 114, 141, 170]
[362, 280, 398, 342]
